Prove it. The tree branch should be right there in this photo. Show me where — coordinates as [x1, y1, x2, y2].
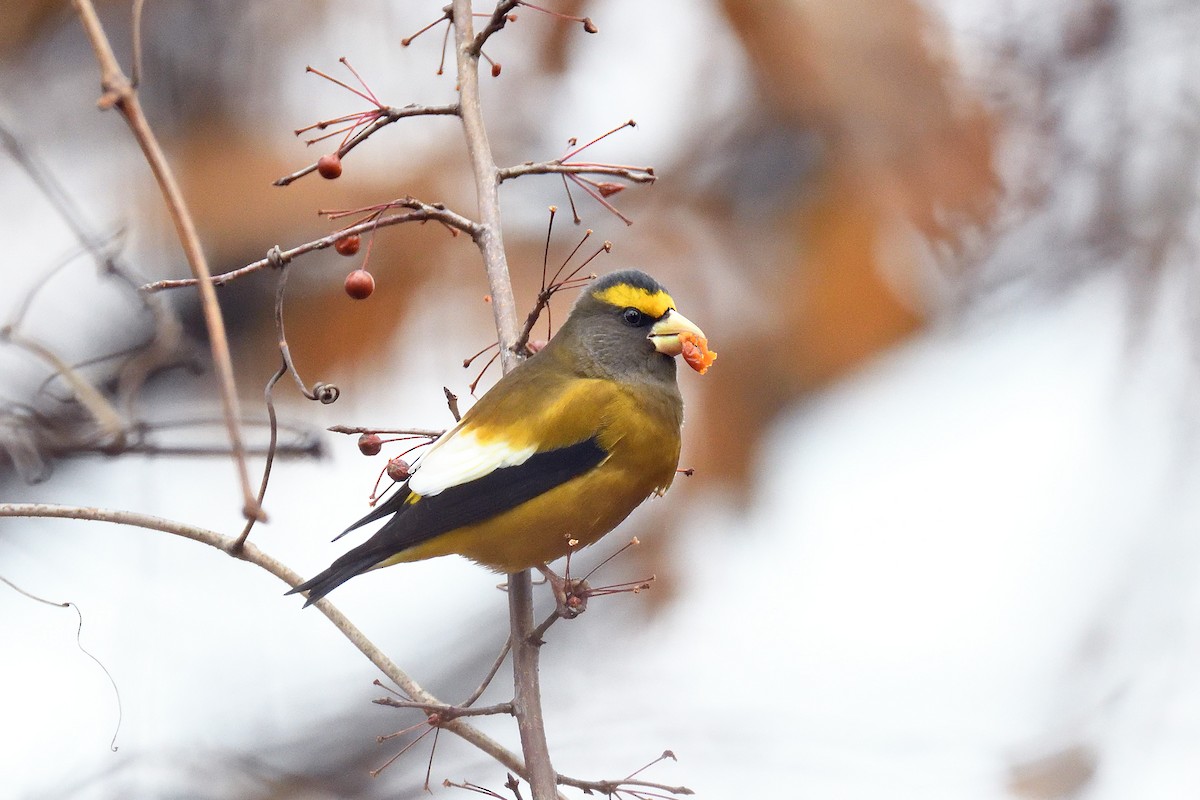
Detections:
[71, 0, 261, 522]
[557, 775, 694, 797]
[140, 200, 480, 292]
[498, 161, 655, 185]
[452, 0, 522, 372]
[327, 425, 446, 438]
[452, 2, 558, 798]
[0, 502, 533, 780]
[274, 103, 461, 187]
[470, 0, 521, 55]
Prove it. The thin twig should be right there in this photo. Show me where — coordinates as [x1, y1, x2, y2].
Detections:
[556, 775, 694, 797]
[444, 387, 462, 422]
[275, 103, 460, 186]
[527, 610, 561, 645]
[469, 0, 521, 55]
[374, 697, 514, 719]
[232, 363, 285, 550]
[233, 257, 304, 550]
[42, 442, 318, 459]
[130, 0, 145, 87]
[460, 635, 512, 708]
[140, 202, 479, 292]
[0, 575, 124, 752]
[498, 161, 655, 184]
[1, 328, 126, 447]
[0, 124, 185, 390]
[72, 0, 262, 521]
[0, 503, 533, 780]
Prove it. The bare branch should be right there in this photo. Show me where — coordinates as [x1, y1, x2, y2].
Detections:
[71, 0, 261, 521]
[130, 0, 145, 87]
[498, 161, 655, 185]
[0, 502, 534, 780]
[557, 774, 694, 797]
[452, 2, 560, 798]
[327, 425, 446, 438]
[460, 635, 512, 708]
[0, 327, 126, 447]
[374, 696, 514, 719]
[505, 573, 558, 800]
[453, 4, 522, 371]
[470, 0, 521, 55]
[140, 200, 480, 292]
[275, 103, 460, 186]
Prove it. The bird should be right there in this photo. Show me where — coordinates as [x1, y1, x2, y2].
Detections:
[289, 269, 714, 607]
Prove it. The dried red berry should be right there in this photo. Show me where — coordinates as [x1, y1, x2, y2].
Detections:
[344, 269, 375, 299]
[357, 433, 382, 456]
[582, 17, 598, 34]
[490, 62, 502, 77]
[334, 234, 361, 256]
[386, 458, 411, 482]
[317, 153, 343, 179]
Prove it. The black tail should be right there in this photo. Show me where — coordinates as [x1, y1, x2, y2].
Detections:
[331, 484, 412, 542]
[286, 545, 389, 607]
[287, 486, 413, 606]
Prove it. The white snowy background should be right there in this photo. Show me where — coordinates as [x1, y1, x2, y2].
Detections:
[3, 1, 1200, 798]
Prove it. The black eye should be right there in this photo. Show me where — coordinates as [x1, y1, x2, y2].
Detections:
[621, 307, 645, 327]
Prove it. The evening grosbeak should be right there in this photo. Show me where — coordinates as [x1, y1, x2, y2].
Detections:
[290, 270, 715, 606]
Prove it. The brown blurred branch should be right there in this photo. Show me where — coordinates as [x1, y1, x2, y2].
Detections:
[71, 0, 261, 522]
[0, 327, 126, 448]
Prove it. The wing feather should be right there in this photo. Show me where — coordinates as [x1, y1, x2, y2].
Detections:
[407, 430, 538, 497]
[290, 360, 632, 606]
[288, 437, 607, 605]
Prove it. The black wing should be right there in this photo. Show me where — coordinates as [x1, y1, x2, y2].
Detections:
[288, 438, 606, 606]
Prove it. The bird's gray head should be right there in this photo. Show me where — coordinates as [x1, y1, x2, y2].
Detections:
[550, 270, 703, 386]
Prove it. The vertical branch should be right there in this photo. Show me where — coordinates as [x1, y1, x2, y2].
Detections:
[451, 0, 522, 372]
[72, 0, 262, 522]
[506, 567, 557, 797]
[450, 2, 558, 799]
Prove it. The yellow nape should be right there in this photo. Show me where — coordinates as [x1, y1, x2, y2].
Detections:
[592, 283, 675, 319]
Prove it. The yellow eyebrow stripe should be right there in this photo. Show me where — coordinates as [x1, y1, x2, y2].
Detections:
[591, 284, 675, 319]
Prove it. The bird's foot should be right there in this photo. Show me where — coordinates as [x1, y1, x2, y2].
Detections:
[536, 564, 591, 619]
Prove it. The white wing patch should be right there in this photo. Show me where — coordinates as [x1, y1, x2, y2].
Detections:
[407, 428, 538, 497]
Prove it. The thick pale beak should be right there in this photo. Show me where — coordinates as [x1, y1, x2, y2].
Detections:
[649, 309, 705, 356]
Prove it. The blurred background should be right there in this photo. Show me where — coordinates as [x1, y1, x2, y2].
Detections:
[3, 0, 1200, 797]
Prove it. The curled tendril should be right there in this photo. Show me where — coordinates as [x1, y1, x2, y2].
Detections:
[313, 383, 340, 404]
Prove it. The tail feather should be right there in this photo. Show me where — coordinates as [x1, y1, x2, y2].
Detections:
[331, 484, 412, 542]
[288, 486, 414, 606]
[286, 542, 389, 607]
